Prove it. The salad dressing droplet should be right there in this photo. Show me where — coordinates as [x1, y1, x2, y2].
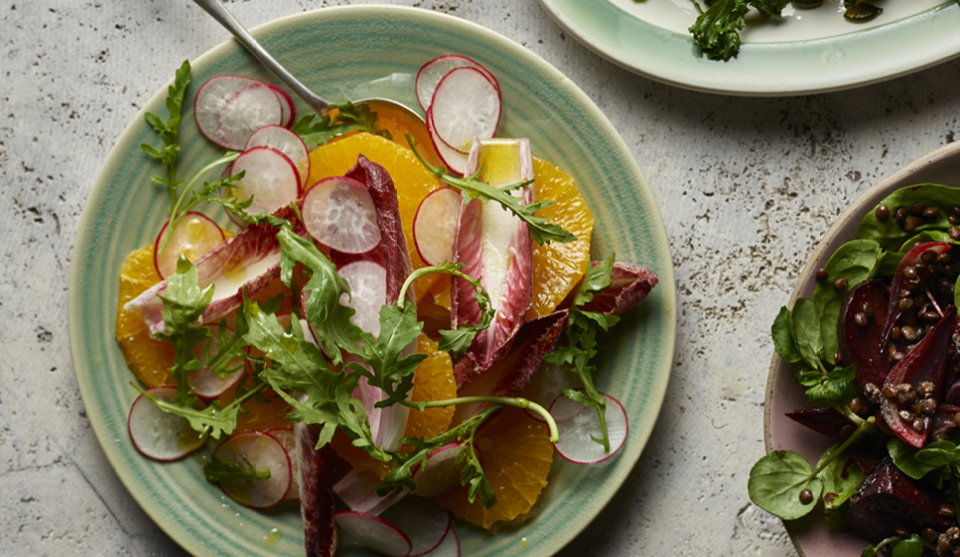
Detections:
[262, 527, 282, 547]
[518, 537, 529, 549]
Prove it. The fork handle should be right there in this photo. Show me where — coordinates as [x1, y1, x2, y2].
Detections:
[191, 0, 330, 114]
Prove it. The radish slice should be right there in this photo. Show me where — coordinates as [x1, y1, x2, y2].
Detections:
[427, 109, 468, 176]
[301, 177, 381, 254]
[427, 527, 460, 557]
[430, 68, 501, 153]
[335, 511, 412, 557]
[128, 386, 208, 461]
[195, 76, 283, 151]
[380, 497, 451, 557]
[230, 146, 301, 217]
[153, 212, 225, 280]
[244, 125, 309, 189]
[337, 260, 388, 337]
[187, 323, 245, 399]
[334, 470, 408, 516]
[265, 428, 300, 500]
[417, 54, 499, 113]
[413, 443, 462, 497]
[521, 361, 579, 423]
[550, 391, 628, 465]
[212, 431, 292, 509]
[413, 188, 462, 266]
[266, 84, 296, 128]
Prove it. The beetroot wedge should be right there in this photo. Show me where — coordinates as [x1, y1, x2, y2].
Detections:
[338, 155, 416, 452]
[784, 407, 851, 442]
[451, 139, 534, 385]
[296, 422, 337, 557]
[881, 307, 958, 448]
[838, 279, 891, 388]
[847, 457, 951, 543]
[126, 206, 300, 334]
[454, 310, 567, 421]
[929, 403, 960, 441]
[881, 242, 951, 346]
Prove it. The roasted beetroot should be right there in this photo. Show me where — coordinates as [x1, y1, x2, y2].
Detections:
[881, 242, 951, 347]
[847, 457, 951, 543]
[785, 407, 852, 442]
[839, 279, 891, 388]
[881, 307, 958, 448]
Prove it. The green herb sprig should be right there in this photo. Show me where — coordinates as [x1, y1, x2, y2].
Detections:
[406, 133, 576, 246]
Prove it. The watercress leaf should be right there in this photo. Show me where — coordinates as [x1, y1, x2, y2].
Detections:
[748, 450, 822, 520]
[791, 298, 822, 370]
[887, 438, 941, 479]
[891, 535, 924, 557]
[805, 365, 857, 408]
[858, 184, 960, 250]
[793, 368, 822, 388]
[811, 239, 882, 364]
[915, 440, 960, 467]
[772, 306, 802, 364]
[816, 447, 864, 518]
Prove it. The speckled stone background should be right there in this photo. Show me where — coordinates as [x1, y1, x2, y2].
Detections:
[2, 0, 960, 555]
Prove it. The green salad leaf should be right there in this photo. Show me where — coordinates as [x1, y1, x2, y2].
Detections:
[858, 183, 960, 250]
[688, 0, 788, 61]
[748, 450, 822, 520]
[291, 101, 384, 149]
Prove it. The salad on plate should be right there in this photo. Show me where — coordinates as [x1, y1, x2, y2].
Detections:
[114, 54, 658, 556]
[752, 183, 960, 556]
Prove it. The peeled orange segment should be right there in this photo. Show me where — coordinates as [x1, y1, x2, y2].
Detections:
[305, 132, 444, 300]
[526, 157, 594, 320]
[435, 407, 553, 529]
[404, 335, 456, 442]
[154, 211, 225, 280]
[115, 245, 175, 388]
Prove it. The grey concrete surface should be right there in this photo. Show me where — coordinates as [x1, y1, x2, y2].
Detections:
[2, 0, 960, 555]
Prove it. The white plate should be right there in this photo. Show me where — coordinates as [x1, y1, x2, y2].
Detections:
[538, 0, 960, 96]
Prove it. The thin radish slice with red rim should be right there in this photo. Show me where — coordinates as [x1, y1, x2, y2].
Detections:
[416, 54, 499, 113]
[521, 361, 580, 423]
[128, 386, 208, 461]
[195, 76, 283, 151]
[550, 391, 628, 465]
[413, 188, 462, 266]
[430, 67, 501, 153]
[427, 109, 468, 176]
[265, 428, 300, 500]
[335, 511, 412, 557]
[427, 527, 460, 557]
[266, 84, 296, 128]
[212, 431, 292, 509]
[301, 177, 381, 254]
[153, 211, 225, 280]
[244, 125, 309, 189]
[337, 260, 387, 337]
[413, 442, 462, 497]
[380, 497, 451, 557]
[187, 323, 245, 399]
[334, 470, 408, 516]
[230, 146, 301, 217]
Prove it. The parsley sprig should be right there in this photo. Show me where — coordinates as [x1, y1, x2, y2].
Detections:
[405, 133, 577, 246]
[688, 0, 788, 61]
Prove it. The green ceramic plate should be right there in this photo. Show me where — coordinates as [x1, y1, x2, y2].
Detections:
[538, 0, 960, 96]
[69, 6, 675, 556]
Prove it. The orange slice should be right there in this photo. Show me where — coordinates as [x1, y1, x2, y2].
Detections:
[527, 157, 594, 319]
[331, 333, 456, 480]
[435, 407, 554, 529]
[115, 245, 175, 388]
[306, 133, 444, 300]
